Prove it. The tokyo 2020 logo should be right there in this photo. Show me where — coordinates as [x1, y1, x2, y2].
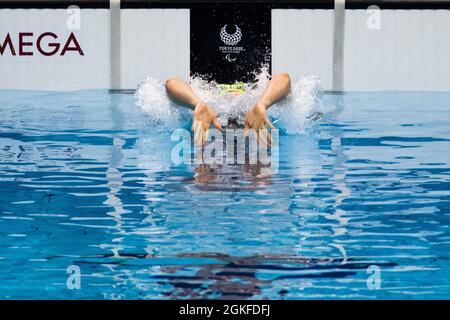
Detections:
[220, 25, 242, 46]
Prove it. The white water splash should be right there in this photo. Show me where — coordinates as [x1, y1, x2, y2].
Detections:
[269, 74, 324, 134]
[135, 69, 324, 134]
[135, 77, 190, 130]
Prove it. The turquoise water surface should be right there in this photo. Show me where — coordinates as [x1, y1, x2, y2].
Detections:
[0, 90, 449, 299]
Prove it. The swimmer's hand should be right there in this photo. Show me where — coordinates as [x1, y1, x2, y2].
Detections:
[193, 102, 222, 146]
[244, 103, 275, 146]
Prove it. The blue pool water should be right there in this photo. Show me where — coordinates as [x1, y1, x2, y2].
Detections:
[0, 89, 449, 299]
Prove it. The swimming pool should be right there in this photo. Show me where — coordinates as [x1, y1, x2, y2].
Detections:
[0, 89, 449, 299]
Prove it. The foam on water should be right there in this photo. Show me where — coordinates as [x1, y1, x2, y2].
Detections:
[135, 77, 190, 130]
[135, 68, 325, 134]
[269, 74, 324, 134]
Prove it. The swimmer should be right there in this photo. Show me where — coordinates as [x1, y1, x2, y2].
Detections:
[165, 73, 291, 145]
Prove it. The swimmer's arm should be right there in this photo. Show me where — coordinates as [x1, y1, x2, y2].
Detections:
[165, 77, 221, 145]
[257, 73, 291, 110]
[245, 73, 291, 144]
[165, 77, 201, 110]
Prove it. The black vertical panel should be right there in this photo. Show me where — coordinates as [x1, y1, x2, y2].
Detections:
[190, 3, 271, 84]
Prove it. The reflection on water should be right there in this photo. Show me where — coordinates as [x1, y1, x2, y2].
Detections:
[0, 90, 449, 299]
[194, 163, 273, 190]
[156, 253, 396, 299]
[72, 252, 395, 299]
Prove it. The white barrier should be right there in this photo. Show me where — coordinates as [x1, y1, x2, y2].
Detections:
[0, 3, 449, 91]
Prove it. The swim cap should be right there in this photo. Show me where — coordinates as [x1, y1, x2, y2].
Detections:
[217, 82, 245, 95]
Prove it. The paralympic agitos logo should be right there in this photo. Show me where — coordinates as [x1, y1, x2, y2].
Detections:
[0, 32, 84, 56]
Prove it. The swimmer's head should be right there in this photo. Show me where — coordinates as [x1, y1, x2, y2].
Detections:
[225, 117, 242, 129]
